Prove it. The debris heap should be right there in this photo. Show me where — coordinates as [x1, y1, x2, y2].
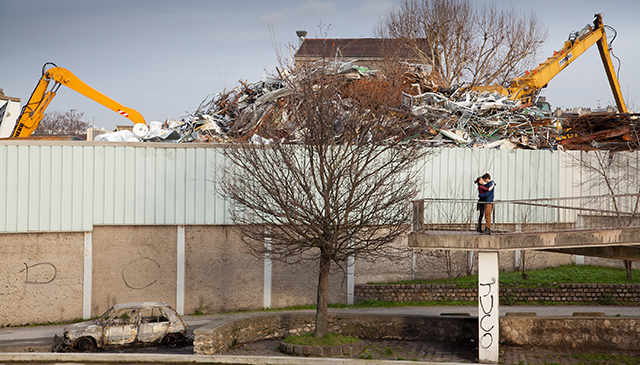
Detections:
[558, 113, 640, 151]
[95, 60, 638, 151]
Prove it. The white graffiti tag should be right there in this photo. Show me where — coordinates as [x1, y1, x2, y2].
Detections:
[479, 278, 496, 349]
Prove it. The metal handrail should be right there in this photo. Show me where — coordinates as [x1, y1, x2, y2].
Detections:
[412, 194, 640, 234]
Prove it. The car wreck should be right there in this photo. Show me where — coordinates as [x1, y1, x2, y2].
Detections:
[52, 301, 187, 352]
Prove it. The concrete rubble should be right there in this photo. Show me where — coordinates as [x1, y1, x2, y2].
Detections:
[95, 60, 639, 151]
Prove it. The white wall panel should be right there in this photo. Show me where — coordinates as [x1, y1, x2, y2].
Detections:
[132, 148, 143, 224]
[155, 148, 167, 224]
[0, 142, 607, 233]
[50, 146, 63, 230]
[144, 147, 156, 223]
[419, 149, 561, 201]
[16, 145, 29, 231]
[28, 145, 40, 231]
[174, 148, 186, 224]
[82, 146, 94, 231]
[38, 146, 51, 230]
[184, 148, 196, 224]
[193, 148, 207, 224]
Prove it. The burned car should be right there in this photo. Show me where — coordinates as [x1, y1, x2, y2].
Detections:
[53, 301, 187, 352]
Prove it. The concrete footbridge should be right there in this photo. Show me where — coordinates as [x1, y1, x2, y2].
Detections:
[408, 194, 640, 363]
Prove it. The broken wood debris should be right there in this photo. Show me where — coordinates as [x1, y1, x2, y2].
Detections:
[558, 113, 640, 151]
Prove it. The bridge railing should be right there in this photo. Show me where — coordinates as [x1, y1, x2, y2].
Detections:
[412, 194, 640, 234]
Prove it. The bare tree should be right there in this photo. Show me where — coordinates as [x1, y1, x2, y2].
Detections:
[515, 250, 542, 280]
[219, 62, 430, 337]
[375, 0, 547, 87]
[32, 109, 90, 136]
[567, 150, 640, 279]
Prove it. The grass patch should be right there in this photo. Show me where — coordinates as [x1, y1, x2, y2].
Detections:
[347, 299, 476, 308]
[373, 264, 640, 286]
[571, 353, 640, 364]
[283, 332, 360, 346]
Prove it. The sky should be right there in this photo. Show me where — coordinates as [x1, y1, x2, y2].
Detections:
[1, 0, 638, 131]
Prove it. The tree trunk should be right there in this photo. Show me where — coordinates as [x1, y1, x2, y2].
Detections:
[315, 251, 331, 337]
[521, 251, 528, 280]
[624, 260, 633, 280]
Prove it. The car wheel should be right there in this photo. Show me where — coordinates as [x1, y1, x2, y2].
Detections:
[163, 333, 182, 347]
[76, 337, 95, 352]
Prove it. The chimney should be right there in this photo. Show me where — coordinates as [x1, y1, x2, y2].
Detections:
[296, 30, 307, 48]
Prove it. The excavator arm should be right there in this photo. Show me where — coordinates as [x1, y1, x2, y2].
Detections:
[506, 14, 627, 113]
[593, 15, 626, 113]
[11, 63, 146, 137]
[472, 14, 627, 113]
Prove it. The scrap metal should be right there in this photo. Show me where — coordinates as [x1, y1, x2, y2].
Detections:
[559, 113, 640, 151]
[93, 59, 637, 151]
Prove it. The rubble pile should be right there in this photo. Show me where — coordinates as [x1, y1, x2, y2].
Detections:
[94, 59, 637, 151]
[558, 112, 640, 151]
[178, 60, 558, 149]
[400, 90, 558, 149]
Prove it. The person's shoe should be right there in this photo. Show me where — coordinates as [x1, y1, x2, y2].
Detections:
[476, 225, 483, 233]
[483, 228, 491, 235]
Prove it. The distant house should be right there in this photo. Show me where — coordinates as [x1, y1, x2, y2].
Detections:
[293, 32, 432, 72]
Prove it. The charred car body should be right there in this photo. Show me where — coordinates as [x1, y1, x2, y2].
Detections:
[53, 301, 187, 351]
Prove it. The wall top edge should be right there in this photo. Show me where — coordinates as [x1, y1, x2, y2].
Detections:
[0, 140, 237, 149]
[0, 141, 585, 153]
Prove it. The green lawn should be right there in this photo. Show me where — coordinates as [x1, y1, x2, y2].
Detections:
[372, 264, 640, 287]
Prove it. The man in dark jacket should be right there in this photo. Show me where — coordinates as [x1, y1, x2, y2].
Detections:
[478, 173, 495, 235]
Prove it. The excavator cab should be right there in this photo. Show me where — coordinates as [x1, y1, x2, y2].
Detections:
[534, 96, 552, 118]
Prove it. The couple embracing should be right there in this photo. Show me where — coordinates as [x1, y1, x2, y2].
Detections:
[474, 173, 495, 235]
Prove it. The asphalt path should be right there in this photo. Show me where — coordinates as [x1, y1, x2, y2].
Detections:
[1, 306, 639, 351]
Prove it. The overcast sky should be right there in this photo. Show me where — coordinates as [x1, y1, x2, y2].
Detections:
[1, 0, 638, 131]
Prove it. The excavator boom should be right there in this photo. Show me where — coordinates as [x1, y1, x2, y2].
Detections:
[474, 14, 627, 113]
[12, 63, 146, 138]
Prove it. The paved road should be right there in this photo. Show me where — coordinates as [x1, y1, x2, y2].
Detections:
[1, 305, 639, 351]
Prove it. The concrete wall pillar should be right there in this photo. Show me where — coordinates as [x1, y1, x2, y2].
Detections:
[478, 251, 499, 363]
[83, 232, 92, 319]
[347, 256, 355, 305]
[176, 226, 185, 315]
[264, 236, 272, 309]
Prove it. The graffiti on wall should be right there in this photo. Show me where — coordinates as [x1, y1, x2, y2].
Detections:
[479, 277, 496, 349]
[122, 257, 161, 290]
[19, 262, 57, 284]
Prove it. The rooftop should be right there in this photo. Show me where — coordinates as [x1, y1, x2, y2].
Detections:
[294, 38, 431, 60]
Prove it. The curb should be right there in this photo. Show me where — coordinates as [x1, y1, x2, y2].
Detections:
[0, 352, 472, 365]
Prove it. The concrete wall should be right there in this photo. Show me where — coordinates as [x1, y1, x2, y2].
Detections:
[0, 232, 84, 326]
[184, 225, 263, 314]
[91, 226, 178, 317]
[0, 223, 633, 326]
[501, 316, 640, 350]
[0, 225, 348, 326]
[271, 255, 346, 309]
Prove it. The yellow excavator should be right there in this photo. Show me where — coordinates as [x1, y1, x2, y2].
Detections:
[475, 13, 627, 113]
[10, 62, 146, 138]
